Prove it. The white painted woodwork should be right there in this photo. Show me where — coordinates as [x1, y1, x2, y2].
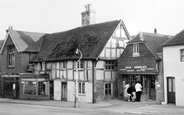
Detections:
[67, 81, 75, 102]
[54, 80, 61, 100]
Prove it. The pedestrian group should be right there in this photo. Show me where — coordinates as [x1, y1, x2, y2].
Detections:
[124, 81, 142, 102]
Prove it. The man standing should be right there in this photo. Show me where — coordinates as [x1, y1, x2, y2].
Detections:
[135, 81, 142, 102]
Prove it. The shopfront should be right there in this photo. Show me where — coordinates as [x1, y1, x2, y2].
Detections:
[118, 59, 158, 101]
[20, 73, 50, 100]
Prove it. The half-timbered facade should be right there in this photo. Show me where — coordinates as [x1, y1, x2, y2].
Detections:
[118, 32, 172, 102]
[31, 19, 129, 103]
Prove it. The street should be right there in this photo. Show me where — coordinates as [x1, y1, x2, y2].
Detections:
[0, 103, 123, 115]
[1, 99, 184, 115]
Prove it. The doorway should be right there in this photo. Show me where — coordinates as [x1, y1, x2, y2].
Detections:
[50, 80, 54, 100]
[167, 77, 175, 104]
[149, 75, 156, 100]
[61, 82, 67, 101]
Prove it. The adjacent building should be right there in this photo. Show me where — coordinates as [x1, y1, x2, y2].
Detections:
[118, 31, 172, 103]
[162, 29, 184, 106]
[0, 27, 46, 99]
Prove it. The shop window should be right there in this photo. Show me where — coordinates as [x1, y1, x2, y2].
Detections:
[7, 45, 15, 67]
[79, 82, 85, 94]
[105, 83, 112, 95]
[23, 81, 36, 95]
[180, 49, 184, 62]
[38, 81, 48, 95]
[105, 60, 117, 70]
[133, 44, 140, 57]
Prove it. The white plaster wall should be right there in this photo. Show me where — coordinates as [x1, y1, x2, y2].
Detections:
[68, 70, 73, 80]
[96, 61, 104, 68]
[105, 71, 111, 79]
[67, 81, 75, 102]
[96, 70, 104, 80]
[54, 80, 61, 100]
[163, 46, 184, 106]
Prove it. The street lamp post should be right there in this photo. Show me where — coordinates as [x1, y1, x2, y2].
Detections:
[74, 48, 82, 107]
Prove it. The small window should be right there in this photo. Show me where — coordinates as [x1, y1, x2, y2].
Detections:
[133, 44, 139, 54]
[180, 49, 184, 61]
[105, 60, 117, 70]
[79, 82, 85, 94]
[105, 83, 112, 95]
[77, 61, 84, 69]
[8, 45, 15, 67]
[63, 61, 66, 68]
[42, 62, 46, 70]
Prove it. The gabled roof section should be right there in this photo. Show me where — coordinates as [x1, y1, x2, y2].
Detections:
[0, 29, 46, 53]
[33, 20, 121, 62]
[128, 32, 173, 57]
[162, 29, 184, 47]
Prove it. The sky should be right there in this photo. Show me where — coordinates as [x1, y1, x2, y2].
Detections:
[0, 0, 184, 39]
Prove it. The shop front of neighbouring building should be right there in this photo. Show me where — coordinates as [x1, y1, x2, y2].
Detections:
[117, 32, 170, 103]
[118, 59, 158, 101]
[19, 73, 50, 100]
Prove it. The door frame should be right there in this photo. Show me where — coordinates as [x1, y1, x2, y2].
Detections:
[61, 82, 67, 101]
[167, 77, 175, 104]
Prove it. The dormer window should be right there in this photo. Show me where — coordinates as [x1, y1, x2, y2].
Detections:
[133, 43, 140, 57]
[8, 45, 15, 67]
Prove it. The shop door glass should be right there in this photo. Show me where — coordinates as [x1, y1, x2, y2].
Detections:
[167, 77, 175, 104]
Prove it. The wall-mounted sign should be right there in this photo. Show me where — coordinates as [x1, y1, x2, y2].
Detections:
[120, 65, 155, 73]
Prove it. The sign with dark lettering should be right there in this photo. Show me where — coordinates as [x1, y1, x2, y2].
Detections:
[119, 59, 158, 74]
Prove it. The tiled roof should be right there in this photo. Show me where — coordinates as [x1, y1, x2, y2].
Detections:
[162, 29, 184, 47]
[33, 20, 121, 62]
[0, 40, 4, 49]
[128, 32, 173, 58]
[8, 30, 46, 52]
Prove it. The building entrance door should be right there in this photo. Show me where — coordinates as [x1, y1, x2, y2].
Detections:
[167, 77, 175, 104]
[50, 80, 54, 100]
[149, 75, 156, 100]
[61, 82, 67, 101]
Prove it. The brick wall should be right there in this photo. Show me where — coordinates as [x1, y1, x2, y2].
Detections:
[156, 59, 164, 104]
[94, 80, 116, 102]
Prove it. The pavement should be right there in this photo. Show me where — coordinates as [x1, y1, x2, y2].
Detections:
[0, 98, 184, 115]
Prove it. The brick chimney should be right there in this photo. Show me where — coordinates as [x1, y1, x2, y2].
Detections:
[81, 4, 96, 26]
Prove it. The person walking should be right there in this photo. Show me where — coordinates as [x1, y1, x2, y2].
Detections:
[135, 81, 142, 102]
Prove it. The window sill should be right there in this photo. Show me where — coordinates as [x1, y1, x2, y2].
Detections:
[7, 66, 15, 69]
[78, 94, 86, 96]
[132, 53, 140, 57]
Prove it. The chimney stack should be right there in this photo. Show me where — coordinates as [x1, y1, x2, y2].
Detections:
[81, 4, 96, 26]
[8, 26, 13, 30]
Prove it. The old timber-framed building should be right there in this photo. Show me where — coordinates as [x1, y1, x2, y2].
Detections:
[31, 19, 129, 102]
